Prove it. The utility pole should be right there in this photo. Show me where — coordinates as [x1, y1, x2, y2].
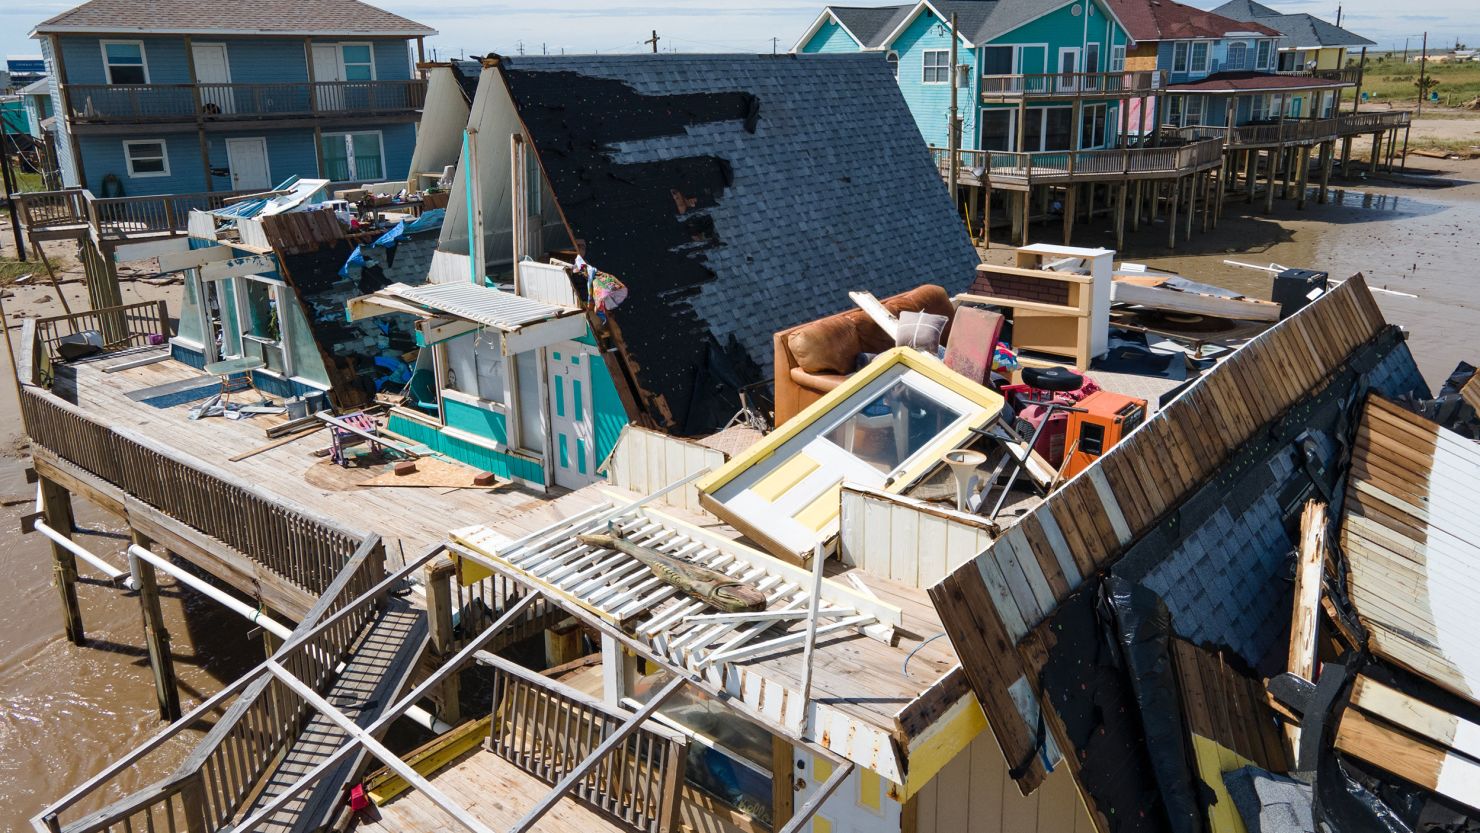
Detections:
[772, 37, 779, 55]
[1352, 46, 1366, 113]
[1335, 5, 1342, 28]
[646, 30, 660, 53]
[947, 13, 960, 207]
[1417, 32, 1428, 116]
[1402, 37, 1410, 63]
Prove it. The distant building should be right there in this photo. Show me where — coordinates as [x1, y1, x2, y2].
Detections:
[1211, 0, 1375, 72]
[1110, 0, 1353, 126]
[793, 0, 1136, 154]
[28, 0, 435, 196]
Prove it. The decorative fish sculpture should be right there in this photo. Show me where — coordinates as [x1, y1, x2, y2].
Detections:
[576, 532, 767, 613]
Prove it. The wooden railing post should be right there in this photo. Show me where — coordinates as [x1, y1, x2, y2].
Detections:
[655, 737, 687, 833]
[424, 557, 461, 723]
[179, 771, 210, 833]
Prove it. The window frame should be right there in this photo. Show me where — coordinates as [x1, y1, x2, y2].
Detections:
[1084, 42, 1101, 74]
[1172, 42, 1189, 73]
[1256, 39, 1273, 70]
[1111, 45, 1126, 72]
[1227, 42, 1248, 70]
[1185, 95, 1204, 126]
[319, 129, 386, 182]
[1190, 41, 1210, 74]
[922, 49, 950, 84]
[100, 39, 149, 85]
[337, 41, 377, 81]
[123, 138, 170, 178]
[886, 50, 900, 78]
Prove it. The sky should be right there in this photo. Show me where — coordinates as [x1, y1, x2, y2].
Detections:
[3, 0, 1477, 68]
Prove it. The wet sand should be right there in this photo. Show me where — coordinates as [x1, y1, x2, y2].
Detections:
[983, 156, 1480, 391]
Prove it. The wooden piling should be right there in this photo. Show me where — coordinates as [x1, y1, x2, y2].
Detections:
[1115, 183, 1128, 250]
[1369, 132, 1380, 174]
[1247, 150, 1258, 204]
[1296, 145, 1312, 210]
[132, 530, 181, 721]
[39, 476, 84, 645]
[1264, 150, 1277, 214]
[1318, 141, 1334, 204]
[1167, 177, 1180, 250]
[1186, 173, 1197, 240]
[1062, 186, 1077, 245]
[1131, 180, 1142, 232]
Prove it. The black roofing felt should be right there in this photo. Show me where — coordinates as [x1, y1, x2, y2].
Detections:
[497, 53, 979, 433]
[449, 59, 481, 103]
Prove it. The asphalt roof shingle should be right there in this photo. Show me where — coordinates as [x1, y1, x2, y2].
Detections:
[496, 53, 980, 433]
[32, 0, 436, 36]
[1211, 0, 1374, 48]
[821, 0, 1081, 49]
[1107, 0, 1281, 42]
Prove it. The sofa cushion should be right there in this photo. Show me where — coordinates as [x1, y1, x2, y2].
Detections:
[790, 366, 849, 393]
[787, 316, 864, 375]
[895, 310, 949, 352]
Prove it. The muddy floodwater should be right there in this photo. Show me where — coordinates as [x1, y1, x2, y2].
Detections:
[4, 158, 1480, 831]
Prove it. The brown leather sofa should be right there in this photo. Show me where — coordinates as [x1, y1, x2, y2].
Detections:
[772, 285, 954, 425]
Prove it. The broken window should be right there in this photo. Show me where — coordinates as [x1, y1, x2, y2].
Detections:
[444, 331, 506, 404]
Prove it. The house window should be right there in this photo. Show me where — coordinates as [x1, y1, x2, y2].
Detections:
[887, 51, 899, 78]
[1044, 107, 1074, 150]
[1166, 96, 1183, 126]
[1111, 45, 1126, 72]
[1190, 42, 1209, 73]
[320, 131, 384, 181]
[923, 50, 950, 83]
[444, 331, 507, 404]
[339, 43, 375, 81]
[102, 41, 148, 84]
[1251, 94, 1270, 121]
[1185, 95, 1204, 126]
[981, 45, 1014, 75]
[1173, 42, 1189, 73]
[1085, 43, 1101, 74]
[1227, 42, 1248, 70]
[123, 139, 169, 177]
[982, 109, 1013, 151]
[1256, 40, 1273, 70]
[1080, 103, 1107, 148]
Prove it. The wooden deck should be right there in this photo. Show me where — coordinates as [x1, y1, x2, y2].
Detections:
[47, 353, 606, 565]
[358, 747, 631, 833]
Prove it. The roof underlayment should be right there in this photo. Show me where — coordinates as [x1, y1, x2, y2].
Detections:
[496, 53, 979, 434]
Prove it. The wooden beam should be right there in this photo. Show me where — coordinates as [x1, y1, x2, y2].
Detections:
[1288, 501, 1327, 755]
[131, 529, 181, 721]
[776, 758, 854, 833]
[39, 476, 83, 644]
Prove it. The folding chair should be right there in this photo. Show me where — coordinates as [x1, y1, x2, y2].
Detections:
[329, 411, 385, 467]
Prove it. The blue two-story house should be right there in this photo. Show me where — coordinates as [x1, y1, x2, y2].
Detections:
[794, 0, 1135, 154]
[29, 0, 435, 197]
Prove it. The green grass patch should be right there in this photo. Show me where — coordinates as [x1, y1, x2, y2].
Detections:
[1345, 57, 1480, 107]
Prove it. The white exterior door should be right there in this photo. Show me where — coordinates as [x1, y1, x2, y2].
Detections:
[311, 44, 343, 111]
[191, 43, 233, 114]
[546, 341, 598, 489]
[225, 137, 270, 190]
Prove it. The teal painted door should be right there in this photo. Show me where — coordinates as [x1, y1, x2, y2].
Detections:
[547, 341, 598, 489]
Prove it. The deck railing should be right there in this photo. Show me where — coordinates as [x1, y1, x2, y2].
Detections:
[1161, 111, 1411, 149]
[32, 300, 169, 369]
[65, 79, 427, 123]
[1276, 66, 1363, 85]
[20, 310, 369, 598]
[482, 653, 688, 833]
[931, 137, 1223, 186]
[35, 538, 391, 833]
[14, 188, 253, 241]
[980, 70, 1168, 99]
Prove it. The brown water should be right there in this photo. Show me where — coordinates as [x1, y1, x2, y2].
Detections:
[0, 408, 259, 830]
[3, 160, 1480, 832]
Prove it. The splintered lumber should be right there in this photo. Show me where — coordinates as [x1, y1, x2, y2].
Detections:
[577, 532, 767, 613]
[1286, 501, 1327, 750]
[1112, 274, 1281, 321]
[226, 424, 325, 462]
[1335, 709, 1480, 813]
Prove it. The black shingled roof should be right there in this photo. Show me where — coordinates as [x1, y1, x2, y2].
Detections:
[823, 0, 1101, 49]
[1211, 0, 1375, 48]
[495, 53, 981, 434]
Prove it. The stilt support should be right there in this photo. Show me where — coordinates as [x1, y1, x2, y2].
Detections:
[132, 530, 181, 721]
[40, 476, 84, 645]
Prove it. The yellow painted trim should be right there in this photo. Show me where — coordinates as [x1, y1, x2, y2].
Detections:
[795, 483, 843, 532]
[696, 346, 1003, 497]
[365, 716, 492, 804]
[901, 694, 987, 800]
[1191, 733, 1257, 833]
[858, 766, 882, 812]
[754, 453, 822, 502]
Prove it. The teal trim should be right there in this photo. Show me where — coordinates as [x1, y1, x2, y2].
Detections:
[577, 331, 628, 476]
[463, 129, 477, 285]
[387, 411, 544, 483]
[554, 375, 565, 418]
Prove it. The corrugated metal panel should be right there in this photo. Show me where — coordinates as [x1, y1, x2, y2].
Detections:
[1342, 395, 1480, 706]
[383, 281, 576, 331]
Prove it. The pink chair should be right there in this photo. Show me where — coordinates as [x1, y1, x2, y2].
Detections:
[943, 306, 1003, 385]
